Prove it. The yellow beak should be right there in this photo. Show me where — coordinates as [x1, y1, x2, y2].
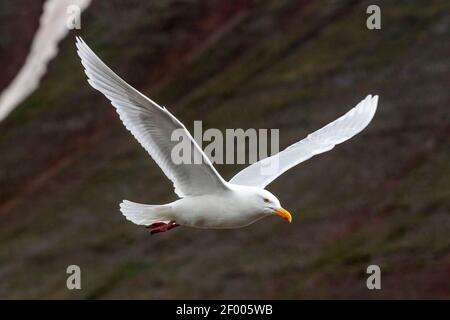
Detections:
[273, 207, 292, 223]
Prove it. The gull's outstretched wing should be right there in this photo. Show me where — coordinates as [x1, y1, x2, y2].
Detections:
[229, 95, 378, 188]
[76, 37, 228, 197]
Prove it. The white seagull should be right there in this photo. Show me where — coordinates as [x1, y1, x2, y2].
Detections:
[76, 37, 378, 234]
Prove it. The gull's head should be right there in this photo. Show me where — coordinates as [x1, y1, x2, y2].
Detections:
[252, 189, 292, 223]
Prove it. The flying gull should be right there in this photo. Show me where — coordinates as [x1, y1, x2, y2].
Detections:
[76, 37, 378, 234]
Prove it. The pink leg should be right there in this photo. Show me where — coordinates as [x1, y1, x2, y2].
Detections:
[146, 221, 179, 235]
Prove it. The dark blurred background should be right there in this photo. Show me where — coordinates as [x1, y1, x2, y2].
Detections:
[0, 0, 449, 299]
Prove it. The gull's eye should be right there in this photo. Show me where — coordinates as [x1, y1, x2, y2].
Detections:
[263, 198, 270, 203]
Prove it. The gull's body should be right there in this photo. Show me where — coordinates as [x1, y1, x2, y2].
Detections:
[127, 185, 274, 229]
[76, 37, 378, 234]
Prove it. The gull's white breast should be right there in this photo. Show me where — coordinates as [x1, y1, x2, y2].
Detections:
[172, 186, 267, 229]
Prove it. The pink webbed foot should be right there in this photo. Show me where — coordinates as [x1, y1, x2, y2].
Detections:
[146, 221, 179, 235]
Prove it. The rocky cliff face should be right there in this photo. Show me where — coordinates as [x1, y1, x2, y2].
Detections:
[0, 0, 449, 299]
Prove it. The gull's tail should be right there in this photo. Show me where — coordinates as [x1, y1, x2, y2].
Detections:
[120, 200, 173, 225]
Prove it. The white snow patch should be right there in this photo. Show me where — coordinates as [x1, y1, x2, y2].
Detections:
[0, 0, 91, 121]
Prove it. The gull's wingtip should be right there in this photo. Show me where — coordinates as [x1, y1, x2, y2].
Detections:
[364, 94, 379, 111]
[366, 94, 379, 121]
[369, 94, 379, 109]
[75, 36, 84, 52]
[75, 36, 87, 50]
[373, 95, 379, 111]
[367, 93, 379, 102]
[373, 94, 379, 104]
[75, 37, 84, 60]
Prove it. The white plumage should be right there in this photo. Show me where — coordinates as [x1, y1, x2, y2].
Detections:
[229, 94, 378, 188]
[76, 37, 378, 234]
